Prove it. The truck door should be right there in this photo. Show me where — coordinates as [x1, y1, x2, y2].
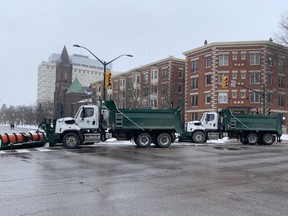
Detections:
[77, 107, 99, 129]
[201, 113, 218, 130]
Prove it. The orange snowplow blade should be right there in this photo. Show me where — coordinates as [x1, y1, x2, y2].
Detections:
[0, 131, 46, 150]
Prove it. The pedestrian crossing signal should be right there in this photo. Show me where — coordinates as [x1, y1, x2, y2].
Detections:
[222, 76, 228, 88]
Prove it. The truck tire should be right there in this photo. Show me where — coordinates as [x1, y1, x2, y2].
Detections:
[136, 133, 152, 148]
[261, 133, 274, 145]
[63, 132, 80, 149]
[156, 133, 172, 148]
[240, 137, 248, 145]
[247, 133, 258, 145]
[192, 131, 205, 143]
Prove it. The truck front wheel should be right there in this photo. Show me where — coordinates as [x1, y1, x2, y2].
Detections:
[63, 132, 80, 149]
[192, 131, 206, 143]
[136, 133, 152, 148]
[156, 133, 172, 148]
[247, 133, 258, 145]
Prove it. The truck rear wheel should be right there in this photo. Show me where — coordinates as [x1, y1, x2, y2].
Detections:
[192, 131, 205, 143]
[156, 133, 172, 148]
[136, 133, 152, 148]
[261, 133, 274, 145]
[247, 133, 258, 145]
[63, 132, 80, 149]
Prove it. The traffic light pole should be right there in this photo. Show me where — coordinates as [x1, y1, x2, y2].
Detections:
[103, 62, 107, 100]
[73, 44, 133, 101]
[236, 83, 266, 113]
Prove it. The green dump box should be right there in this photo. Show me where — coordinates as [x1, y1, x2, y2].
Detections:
[104, 100, 182, 132]
[221, 108, 283, 144]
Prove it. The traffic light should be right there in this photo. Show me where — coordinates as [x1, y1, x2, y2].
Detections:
[105, 70, 112, 88]
[222, 76, 228, 88]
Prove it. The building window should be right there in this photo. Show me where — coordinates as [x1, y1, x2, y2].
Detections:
[279, 58, 285, 71]
[136, 75, 140, 84]
[120, 79, 126, 87]
[162, 84, 168, 94]
[205, 56, 212, 67]
[191, 59, 199, 72]
[218, 92, 228, 104]
[267, 92, 273, 104]
[151, 99, 158, 108]
[162, 68, 168, 80]
[205, 74, 211, 85]
[179, 68, 183, 78]
[241, 92, 246, 98]
[232, 92, 237, 98]
[219, 54, 228, 66]
[205, 93, 211, 104]
[241, 71, 246, 79]
[279, 76, 285, 88]
[267, 73, 273, 85]
[241, 53, 246, 60]
[232, 54, 238, 60]
[151, 69, 158, 79]
[278, 94, 285, 107]
[143, 87, 149, 97]
[232, 72, 237, 79]
[191, 112, 198, 121]
[143, 100, 149, 108]
[151, 85, 158, 94]
[250, 72, 260, 84]
[267, 55, 273, 66]
[191, 95, 198, 106]
[250, 53, 260, 65]
[161, 99, 167, 108]
[178, 84, 183, 93]
[143, 74, 148, 84]
[250, 92, 260, 103]
[191, 77, 198, 89]
[121, 91, 126, 98]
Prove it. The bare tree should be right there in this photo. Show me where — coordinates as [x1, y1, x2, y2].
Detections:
[275, 11, 288, 45]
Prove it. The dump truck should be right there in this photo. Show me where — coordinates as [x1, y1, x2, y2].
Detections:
[39, 100, 182, 149]
[179, 108, 283, 145]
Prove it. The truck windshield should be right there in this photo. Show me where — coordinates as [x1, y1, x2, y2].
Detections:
[201, 113, 215, 122]
[81, 107, 94, 118]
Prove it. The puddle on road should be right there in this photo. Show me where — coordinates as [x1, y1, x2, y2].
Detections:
[214, 146, 249, 151]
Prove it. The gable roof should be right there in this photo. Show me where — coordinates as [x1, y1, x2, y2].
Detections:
[67, 77, 85, 94]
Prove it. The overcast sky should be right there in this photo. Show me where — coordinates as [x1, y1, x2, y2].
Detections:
[0, 0, 286, 106]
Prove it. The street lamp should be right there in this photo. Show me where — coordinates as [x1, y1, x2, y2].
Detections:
[73, 44, 133, 100]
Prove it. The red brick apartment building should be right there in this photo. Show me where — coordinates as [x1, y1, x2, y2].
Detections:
[92, 56, 185, 112]
[183, 40, 288, 127]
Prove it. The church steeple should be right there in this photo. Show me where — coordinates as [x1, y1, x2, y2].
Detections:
[60, 45, 70, 64]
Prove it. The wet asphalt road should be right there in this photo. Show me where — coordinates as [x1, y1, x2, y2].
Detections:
[1, 126, 288, 215]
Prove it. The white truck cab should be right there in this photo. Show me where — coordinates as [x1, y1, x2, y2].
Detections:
[55, 105, 99, 133]
[187, 112, 218, 132]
